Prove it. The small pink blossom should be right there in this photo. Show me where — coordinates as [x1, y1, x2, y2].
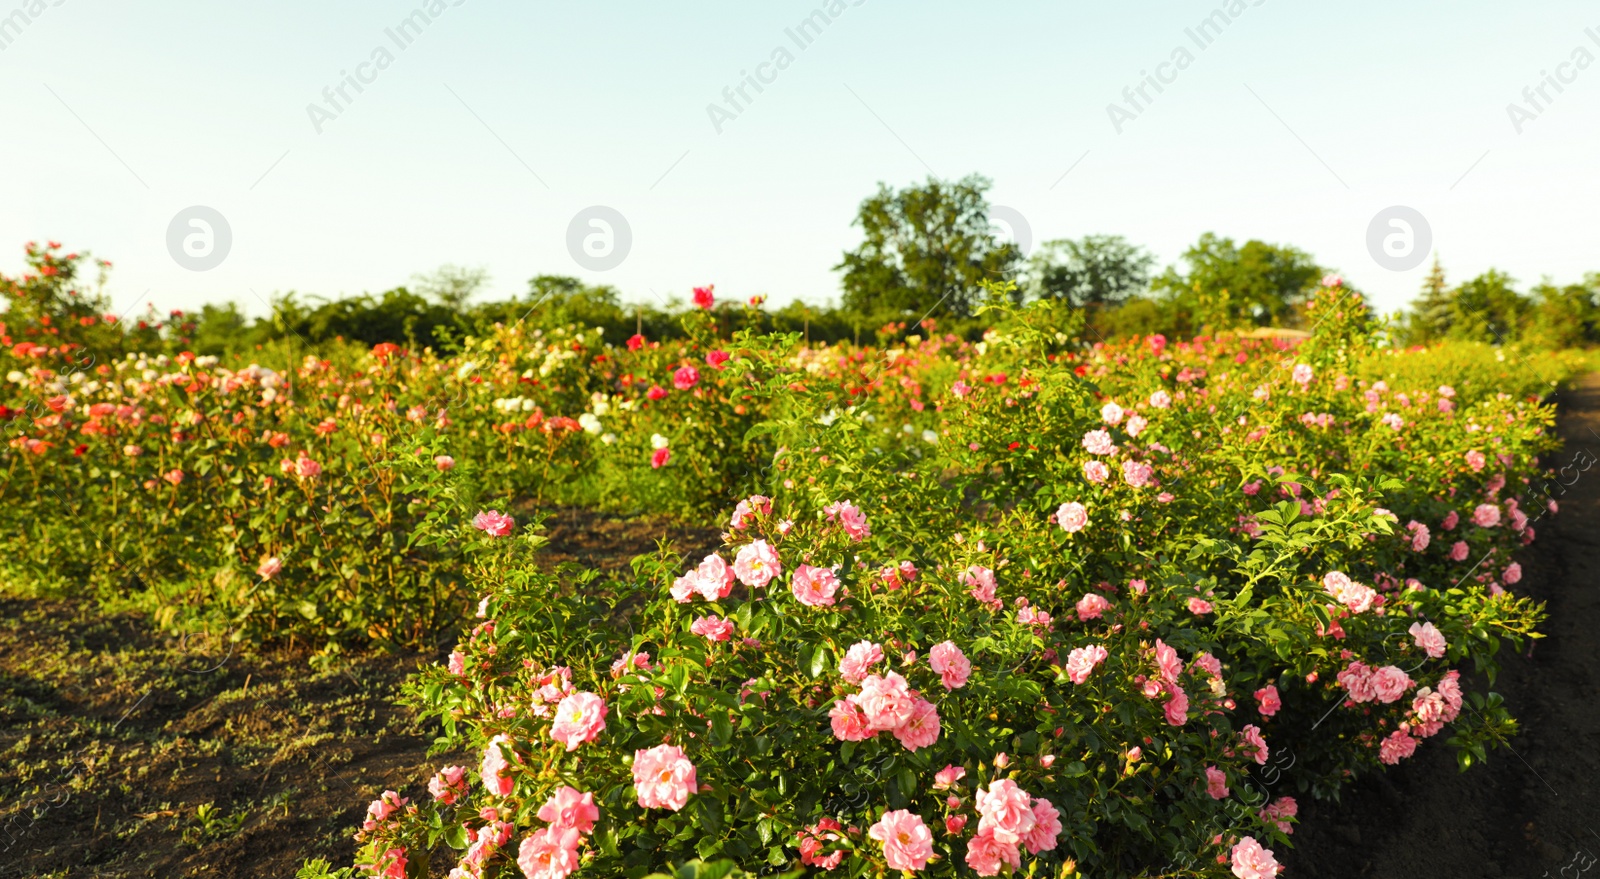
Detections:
[823, 500, 871, 541]
[256, 556, 282, 580]
[632, 744, 698, 811]
[965, 827, 1021, 876]
[733, 540, 781, 588]
[1409, 621, 1447, 658]
[481, 734, 516, 796]
[839, 640, 884, 684]
[1230, 836, 1282, 879]
[1064, 644, 1108, 684]
[933, 764, 966, 790]
[1187, 597, 1213, 615]
[1101, 401, 1125, 424]
[892, 697, 941, 751]
[1379, 729, 1419, 765]
[1239, 724, 1269, 765]
[790, 564, 841, 607]
[428, 765, 469, 804]
[1254, 685, 1281, 717]
[1472, 503, 1501, 528]
[828, 697, 872, 741]
[690, 615, 734, 642]
[1057, 501, 1089, 533]
[537, 785, 599, 834]
[1449, 540, 1470, 561]
[549, 692, 608, 751]
[1205, 765, 1229, 799]
[1083, 460, 1109, 483]
[929, 641, 972, 690]
[472, 509, 515, 537]
[869, 810, 934, 871]
[975, 779, 1036, 845]
[856, 672, 915, 730]
[1370, 665, 1413, 703]
[1076, 592, 1111, 621]
[672, 365, 699, 390]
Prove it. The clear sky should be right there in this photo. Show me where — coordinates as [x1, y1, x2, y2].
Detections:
[3, 0, 1597, 319]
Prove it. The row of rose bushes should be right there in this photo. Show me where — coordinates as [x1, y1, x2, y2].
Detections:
[306, 284, 1568, 877]
[0, 259, 1584, 662]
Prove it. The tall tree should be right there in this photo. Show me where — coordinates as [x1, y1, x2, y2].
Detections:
[1026, 235, 1154, 308]
[1448, 269, 1527, 343]
[411, 264, 489, 309]
[1150, 233, 1324, 328]
[835, 175, 1021, 319]
[1408, 255, 1453, 341]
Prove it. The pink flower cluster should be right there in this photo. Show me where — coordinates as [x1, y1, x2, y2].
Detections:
[472, 509, 515, 537]
[1336, 661, 1412, 704]
[516, 785, 600, 879]
[829, 668, 941, 752]
[671, 552, 735, 602]
[823, 500, 871, 541]
[1323, 570, 1377, 614]
[964, 779, 1061, 875]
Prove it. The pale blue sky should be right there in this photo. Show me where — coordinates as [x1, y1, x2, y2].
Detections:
[3, 0, 1597, 319]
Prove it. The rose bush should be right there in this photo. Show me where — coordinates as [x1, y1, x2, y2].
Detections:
[310, 284, 1568, 876]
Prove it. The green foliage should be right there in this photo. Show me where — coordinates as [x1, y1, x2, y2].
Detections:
[835, 175, 1022, 320]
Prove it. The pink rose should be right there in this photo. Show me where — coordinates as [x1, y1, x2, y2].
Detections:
[472, 509, 515, 537]
[729, 495, 771, 529]
[1254, 685, 1281, 717]
[1187, 597, 1213, 615]
[1379, 729, 1419, 765]
[694, 553, 735, 601]
[517, 826, 581, 879]
[650, 447, 671, 469]
[733, 540, 781, 588]
[790, 564, 840, 607]
[1064, 644, 1108, 684]
[838, 640, 884, 684]
[480, 734, 516, 796]
[1205, 765, 1229, 799]
[1230, 836, 1282, 879]
[1154, 639, 1182, 683]
[1057, 501, 1089, 533]
[1472, 503, 1501, 528]
[856, 672, 915, 730]
[823, 500, 871, 541]
[892, 697, 941, 751]
[1162, 682, 1189, 726]
[1465, 449, 1486, 472]
[1260, 796, 1298, 835]
[1126, 413, 1149, 437]
[869, 810, 934, 871]
[933, 764, 966, 790]
[976, 779, 1036, 844]
[1239, 724, 1269, 765]
[706, 349, 730, 369]
[1449, 540, 1470, 561]
[1076, 592, 1111, 620]
[1082, 429, 1116, 455]
[632, 744, 698, 811]
[537, 785, 599, 834]
[1369, 665, 1413, 704]
[549, 692, 608, 751]
[962, 565, 1001, 608]
[256, 556, 282, 580]
[1122, 459, 1155, 488]
[689, 615, 734, 642]
[1150, 389, 1172, 408]
[1083, 460, 1109, 483]
[1502, 562, 1522, 584]
[428, 765, 469, 805]
[1409, 621, 1447, 658]
[672, 365, 699, 390]
[1337, 661, 1376, 702]
[964, 827, 1021, 876]
[828, 697, 872, 741]
[434, 454, 455, 471]
[1101, 401, 1125, 424]
[929, 641, 972, 690]
[1022, 797, 1061, 854]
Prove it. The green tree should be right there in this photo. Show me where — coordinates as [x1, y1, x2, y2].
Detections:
[1524, 277, 1600, 348]
[1150, 233, 1325, 328]
[411, 264, 489, 310]
[1405, 255, 1453, 342]
[835, 175, 1021, 320]
[1448, 269, 1527, 343]
[1026, 235, 1154, 308]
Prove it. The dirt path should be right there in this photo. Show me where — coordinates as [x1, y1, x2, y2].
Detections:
[1284, 373, 1600, 878]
